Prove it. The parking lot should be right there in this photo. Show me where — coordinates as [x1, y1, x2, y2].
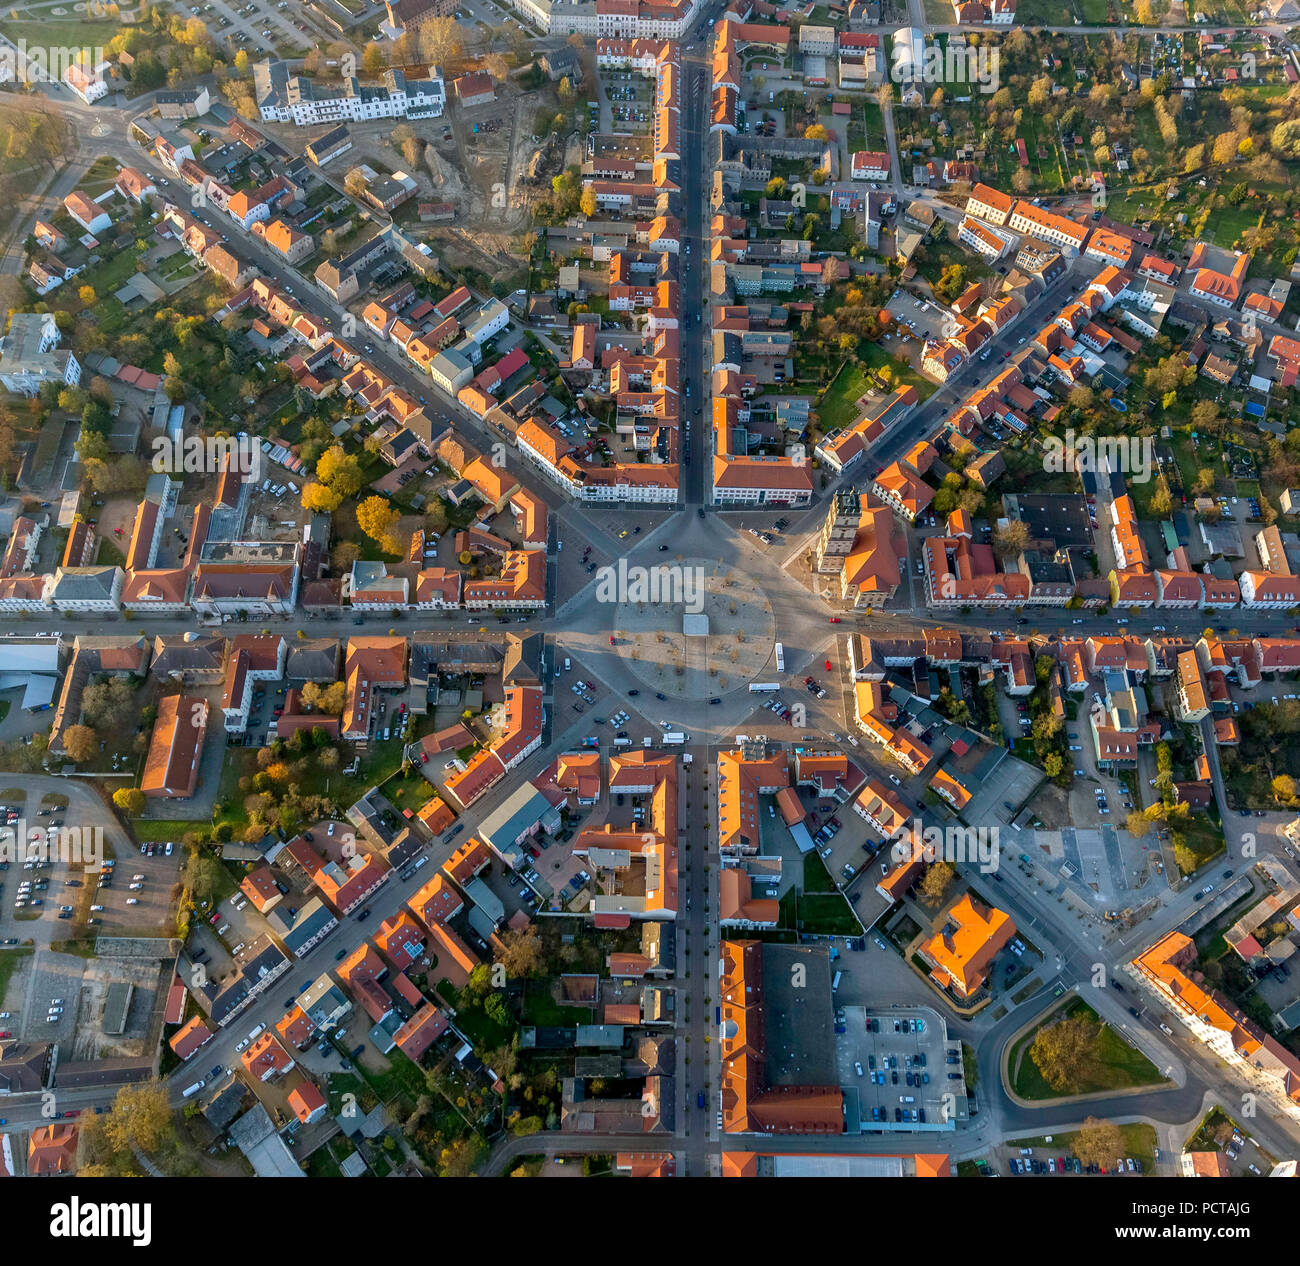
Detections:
[961, 748, 1046, 832]
[836, 1004, 966, 1132]
[15, 949, 87, 1044]
[0, 781, 179, 944]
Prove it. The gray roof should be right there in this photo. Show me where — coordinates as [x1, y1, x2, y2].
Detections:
[49, 566, 121, 601]
[279, 897, 338, 953]
[286, 638, 340, 680]
[202, 1074, 249, 1130]
[151, 633, 226, 677]
[228, 1102, 305, 1177]
[502, 632, 543, 685]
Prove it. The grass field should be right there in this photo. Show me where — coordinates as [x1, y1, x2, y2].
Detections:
[816, 346, 934, 434]
[1008, 997, 1167, 1100]
[0, 946, 32, 1006]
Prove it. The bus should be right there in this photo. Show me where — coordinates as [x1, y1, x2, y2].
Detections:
[748, 682, 779, 693]
[775, 642, 785, 673]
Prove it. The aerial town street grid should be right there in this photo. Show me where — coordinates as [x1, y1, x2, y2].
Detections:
[0, 0, 1298, 1214]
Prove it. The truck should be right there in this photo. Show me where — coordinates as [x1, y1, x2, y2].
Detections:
[580, 736, 599, 749]
[748, 682, 779, 693]
[182, 1080, 206, 1098]
[663, 732, 686, 745]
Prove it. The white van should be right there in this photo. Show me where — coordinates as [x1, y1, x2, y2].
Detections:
[832, 971, 842, 991]
[247, 1023, 266, 1042]
[563, 657, 571, 672]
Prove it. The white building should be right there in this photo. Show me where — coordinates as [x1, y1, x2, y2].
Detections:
[254, 62, 444, 126]
[0, 314, 81, 397]
[463, 299, 510, 345]
[45, 566, 124, 613]
[63, 61, 109, 104]
[957, 214, 1015, 260]
[430, 348, 474, 394]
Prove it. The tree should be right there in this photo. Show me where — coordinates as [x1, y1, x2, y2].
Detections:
[992, 520, 1029, 559]
[61, 724, 98, 764]
[112, 787, 145, 817]
[301, 481, 343, 513]
[301, 680, 348, 714]
[78, 285, 96, 307]
[804, 123, 827, 141]
[438, 1135, 483, 1177]
[316, 445, 364, 499]
[418, 17, 463, 70]
[1073, 1116, 1126, 1170]
[1273, 774, 1297, 805]
[356, 496, 403, 555]
[1272, 119, 1300, 159]
[1125, 810, 1150, 839]
[82, 678, 137, 731]
[495, 926, 543, 978]
[1211, 130, 1240, 166]
[1032, 712, 1063, 742]
[362, 42, 386, 74]
[103, 1081, 178, 1157]
[918, 861, 955, 907]
[579, 186, 598, 218]
[332, 541, 362, 572]
[1030, 1011, 1100, 1092]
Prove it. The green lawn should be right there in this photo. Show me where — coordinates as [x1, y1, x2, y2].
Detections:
[1175, 815, 1227, 874]
[131, 819, 200, 842]
[816, 351, 933, 434]
[521, 982, 589, 1026]
[0, 947, 33, 1005]
[1008, 998, 1167, 1100]
[0, 18, 129, 49]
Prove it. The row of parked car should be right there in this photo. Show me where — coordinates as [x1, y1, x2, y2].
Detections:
[1010, 1154, 1142, 1176]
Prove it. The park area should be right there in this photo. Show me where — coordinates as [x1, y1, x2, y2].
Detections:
[1007, 995, 1167, 1101]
